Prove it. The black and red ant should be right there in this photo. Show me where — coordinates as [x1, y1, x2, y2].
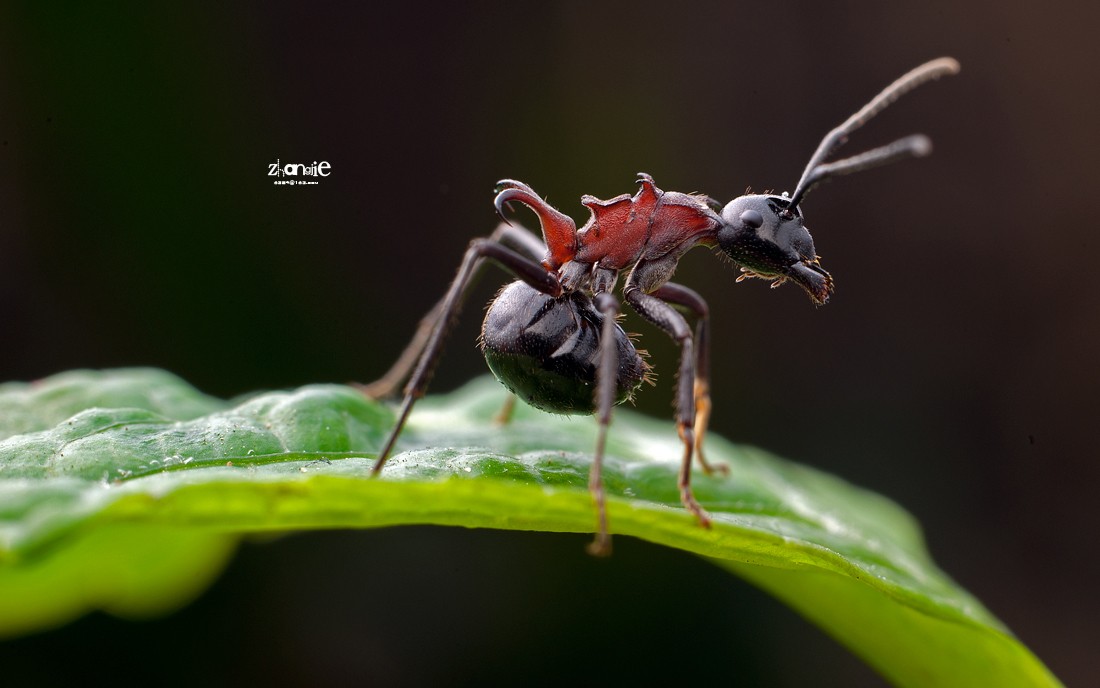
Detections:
[365, 58, 959, 555]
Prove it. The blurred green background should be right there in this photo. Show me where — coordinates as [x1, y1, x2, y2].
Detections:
[1, 2, 1096, 686]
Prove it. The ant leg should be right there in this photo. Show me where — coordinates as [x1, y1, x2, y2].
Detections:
[491, 221, 548, 260]
[359, 223, 546, 399]
[492, 394, 517, 425]
[624, 281, 712, 529]
[588, 290, 622, 557]
[358, 298, 444, 399]
[371, 237, 561, 475]
[651, 283, 728, 477]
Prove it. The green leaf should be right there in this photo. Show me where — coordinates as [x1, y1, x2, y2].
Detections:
[0, 369, 1059, 687]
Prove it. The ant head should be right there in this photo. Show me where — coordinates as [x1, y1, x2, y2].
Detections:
[717, 194, 833, 304]
[717, 57, 960, 307]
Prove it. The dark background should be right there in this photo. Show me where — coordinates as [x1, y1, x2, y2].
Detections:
[1, 2, 1096, 686]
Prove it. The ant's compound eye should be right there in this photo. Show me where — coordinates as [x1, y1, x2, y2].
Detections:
[740, 209, 764, 229]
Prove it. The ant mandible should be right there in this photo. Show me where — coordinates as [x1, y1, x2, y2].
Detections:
[366, 58, 959, 555]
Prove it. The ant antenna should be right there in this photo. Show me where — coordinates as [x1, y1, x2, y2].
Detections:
[787, 57, 960, 209]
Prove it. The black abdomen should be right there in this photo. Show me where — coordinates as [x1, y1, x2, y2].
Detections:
[480, 281, 647, 415]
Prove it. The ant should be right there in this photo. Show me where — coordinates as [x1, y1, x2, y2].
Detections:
[366, 58, 959, 555]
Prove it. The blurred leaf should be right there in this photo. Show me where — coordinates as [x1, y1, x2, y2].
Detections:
[0, 369, 1059, 687]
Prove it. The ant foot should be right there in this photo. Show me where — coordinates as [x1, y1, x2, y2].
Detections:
[681, 488, 713, 529]
[699, 457, 730, 478]
[586, 533, 613, 557]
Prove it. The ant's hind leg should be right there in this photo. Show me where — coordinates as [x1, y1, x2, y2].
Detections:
[492, 394, 517, 425]
[359, 222, 547, 400]
[358, 297, 444, 399]
[371, 236, 560, 476]
[652, 283, 728, 477]
[490, 221, 548, 262]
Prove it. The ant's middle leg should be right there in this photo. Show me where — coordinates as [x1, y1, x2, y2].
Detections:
[651, 283, 728, 477]
[624, 273, 712, 528]
[359, 222, 547, 399]
[371, 235, 560, 476]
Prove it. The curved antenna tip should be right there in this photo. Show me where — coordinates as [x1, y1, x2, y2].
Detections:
[788, 59, 958, 208]
[911, 134, 933, 157]
[929, 57, 962, 75]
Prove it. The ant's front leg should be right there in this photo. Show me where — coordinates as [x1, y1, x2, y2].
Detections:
[371, 235, 560, 475]
[589, 287, 622, 557]
[624, 269, 712, 529]
[651, 283, 728, 477]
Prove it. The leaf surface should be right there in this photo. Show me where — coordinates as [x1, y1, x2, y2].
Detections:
[0, 369, 1060, 687]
